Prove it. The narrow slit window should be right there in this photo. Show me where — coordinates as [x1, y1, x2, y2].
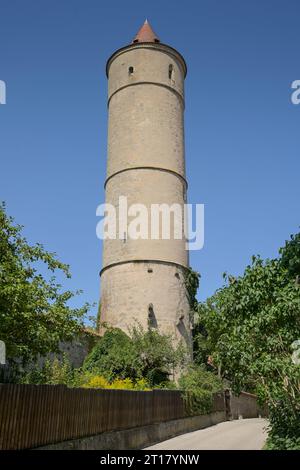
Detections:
[128, 66, 134, 75]
[169, 64, 174, 81]
[148, 304, 157, 328]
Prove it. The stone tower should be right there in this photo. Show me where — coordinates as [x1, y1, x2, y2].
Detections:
[100, 20, 192, 350]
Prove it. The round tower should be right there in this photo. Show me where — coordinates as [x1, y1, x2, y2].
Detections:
[100, 20, 192, 351]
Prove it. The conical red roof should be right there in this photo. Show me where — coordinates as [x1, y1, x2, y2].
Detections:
[132, 20, 160, 44]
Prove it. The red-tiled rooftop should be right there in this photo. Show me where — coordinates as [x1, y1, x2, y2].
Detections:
[132, 19, 160, 44]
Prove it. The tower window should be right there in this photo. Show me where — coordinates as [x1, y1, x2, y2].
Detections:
[148, 303, 157, 328]
[128, 66, 134, 75]
[168, 64, 174, 81]
[147, 268, 153, 273]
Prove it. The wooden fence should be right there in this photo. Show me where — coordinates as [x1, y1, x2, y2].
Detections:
[0, 384, 260, 450]
[0, 384, 188, 450]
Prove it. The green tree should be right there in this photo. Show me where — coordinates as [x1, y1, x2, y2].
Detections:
[0, 203, 89, 363]
[279, 231, 300, 280]
[197, 237, 300, 449]
[197, 256, 300, 392]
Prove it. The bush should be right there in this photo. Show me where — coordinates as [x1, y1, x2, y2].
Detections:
[83, 328, 139, 382]
[21, 355, 151, 391]
[20, 325, 185, 391]
[266, 403, 300, 450]
[83, 326, 185, 387]
[82, 375, 150, 391]
[21, 354, 82, 387]
[265, 373, 300, 450]
[81, 374, 110, 389]
[178, 365, 223, 415]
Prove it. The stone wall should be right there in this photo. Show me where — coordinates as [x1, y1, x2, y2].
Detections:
[229, 391, 267, 420]
[37, 412, 226, 450]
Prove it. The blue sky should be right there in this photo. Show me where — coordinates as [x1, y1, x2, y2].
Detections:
[0, 0, 299, 318]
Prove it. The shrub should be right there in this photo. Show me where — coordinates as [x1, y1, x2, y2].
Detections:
[179, 365, 223, 415]
[82, 375, 150, 391]
[21, 354, 81, 387]
[83, 328, 140, 382]
[82, 375, 110, 389]
[266, 401, 300, 450]
[265, 365, 300, 450]
[83, 326, 185, 387]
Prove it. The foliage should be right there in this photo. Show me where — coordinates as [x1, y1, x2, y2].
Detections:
[197, 232, 300, 449]
[265, 360, 300, 450]
[83, 328, 139, 381]
[83, 325, 186, 387]
[130, 324, 186, 386]
[96, 302, 101, 330]
[279, 231, 300, 280]
[178, 365, 223, 415]
[184, 268, 200, 312]
[266, 403, 300, 450]
[154, 380, 178, 390]
[21, 354, 82, 387]
[0, 203, 89, 363]
[197, 256, 300, 391]
[82, 375, 150, 391]
[21, 355, 151, 390]
[192, 322, 211, 368]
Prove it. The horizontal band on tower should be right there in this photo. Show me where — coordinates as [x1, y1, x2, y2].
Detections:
[104, 166, 188, 189]
[108, 81, 184, 108]
[100, 259, 189, 277]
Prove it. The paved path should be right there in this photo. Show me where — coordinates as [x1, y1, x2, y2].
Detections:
[145, 418, 268, 450]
